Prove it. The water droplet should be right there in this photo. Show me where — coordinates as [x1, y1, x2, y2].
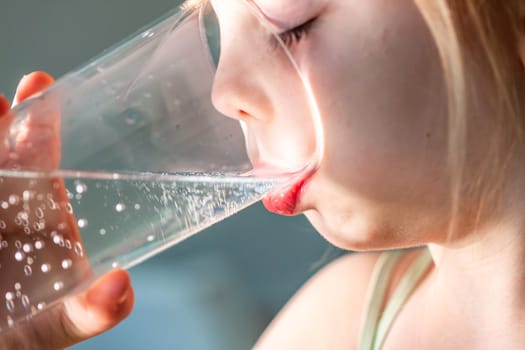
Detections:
[21, 295, 30, 308]
[14, 283, 21, 291]
[14, 251, 25, 262]
[75, 182, 87, 194]
[134, 203, 141, 210]
[115, 203, 126, 212]
[37, 302, 46, 310]
[53, 281, 63, 291]
[0, 220, 6, 229]
[14, 241, 22, 249]
[34, 207, 44, 219]
[6, 300, 14, 313]
[22, 243, 32, 253]
[99, 228, 107, 235]
[77, 218, 88, 228]
[61, 259, 72, 270]
[1, 201, 8, 209]
[34, 240, 44, 250]
[5, 292, 14, 301]
[24, 265, 32, 276]
[41, 264, 51, 273]
[147, 235, 155, 242]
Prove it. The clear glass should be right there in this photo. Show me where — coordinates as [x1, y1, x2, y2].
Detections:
[0, 1, 320, 330]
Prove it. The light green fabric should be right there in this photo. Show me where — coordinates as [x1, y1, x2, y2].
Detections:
[358, 249, 432, 350]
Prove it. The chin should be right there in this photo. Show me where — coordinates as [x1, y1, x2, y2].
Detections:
[304, 209, 401, 252]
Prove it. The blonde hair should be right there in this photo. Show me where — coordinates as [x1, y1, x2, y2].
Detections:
[414, 0, 525, 232]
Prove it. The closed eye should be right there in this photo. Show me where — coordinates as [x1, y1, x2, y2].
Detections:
[278, 17, 316, 47]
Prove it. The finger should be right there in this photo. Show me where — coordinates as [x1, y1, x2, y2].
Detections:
[0, 270, 134, 349]
[12, 72, 54, 107]
[0, 94, 9, 117]
[10, 72, 61, 170]
[61, 269, 134, 346]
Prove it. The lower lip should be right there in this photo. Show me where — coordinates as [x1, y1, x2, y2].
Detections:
[262, 171, 311, 216]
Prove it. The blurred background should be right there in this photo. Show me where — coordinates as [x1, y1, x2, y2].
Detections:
[0, 1, 342, 348]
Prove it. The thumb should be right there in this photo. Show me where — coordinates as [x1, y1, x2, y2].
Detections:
[0, 270, 134, 350]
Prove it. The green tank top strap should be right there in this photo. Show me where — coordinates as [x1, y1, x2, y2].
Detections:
[358, 248, 432, 350]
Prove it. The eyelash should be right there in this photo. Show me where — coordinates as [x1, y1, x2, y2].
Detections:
[278, 17, 316, 47]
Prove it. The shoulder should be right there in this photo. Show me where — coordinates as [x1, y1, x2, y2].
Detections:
[254, 251, 384, 350]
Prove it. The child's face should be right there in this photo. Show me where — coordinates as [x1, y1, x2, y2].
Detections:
[211, 0, 454, 250]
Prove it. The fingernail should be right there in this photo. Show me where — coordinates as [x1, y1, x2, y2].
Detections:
[86, 271, 130, 307]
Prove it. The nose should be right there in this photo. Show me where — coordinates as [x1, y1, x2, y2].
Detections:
[210, 18, 274, 123]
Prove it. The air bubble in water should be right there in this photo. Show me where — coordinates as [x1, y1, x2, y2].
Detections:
[8, 195, 20, 205]
[74, 242, 84, 257]
[41, 264, 51, 273]
[24, 265, 32, 276]
[61, 259, 72, 270]
[0, 220, 5, 229]
[1, 241, 7, 248]
[6, 316, 13, 327]
[6, 300, 14, 313]
[5, 292, 14, 300]
[14, 283, 21, 291]
[52, 234, 62, 245]
[53, 281, 63, 291]
[115, 203, 125, 212]
[21, 295, 30, 309]
[14, 241, 22, 249]
[37, 302, 46, 310]
[65, 240, 71, 249]
[99, 228, 107, 235]
[147, 235, 155, 242]
[14, 251, 25, 262]
[77, 218, 88, 228]
[34, 240, 44, 250]
[111, 261, 119, 268]
[23, 227, 31, 234]
[35, 207, 44, 219]
[23, 243, 32, 253]
[134, 203, 141, 210]
[75, 182, 87, 194]
[1, 201, 8, 209]
[22, 190, 31, 202]
[64, 203, 73, 214]
[26, 257, 34, 265]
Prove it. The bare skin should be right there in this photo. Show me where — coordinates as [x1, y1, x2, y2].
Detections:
[0, 72, 134, 350]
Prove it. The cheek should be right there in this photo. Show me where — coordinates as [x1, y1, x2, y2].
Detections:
[295, 1, 457, 248]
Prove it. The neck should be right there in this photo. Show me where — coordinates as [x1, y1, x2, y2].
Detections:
[426, 168, 525, 342]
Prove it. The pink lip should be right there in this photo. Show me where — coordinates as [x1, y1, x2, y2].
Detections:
[262, 170, 312, 216]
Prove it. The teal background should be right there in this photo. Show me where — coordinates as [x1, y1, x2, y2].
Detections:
[0, 1, 341, 348]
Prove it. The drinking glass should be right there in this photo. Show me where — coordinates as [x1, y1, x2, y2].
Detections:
[0, 0, 321, 330]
